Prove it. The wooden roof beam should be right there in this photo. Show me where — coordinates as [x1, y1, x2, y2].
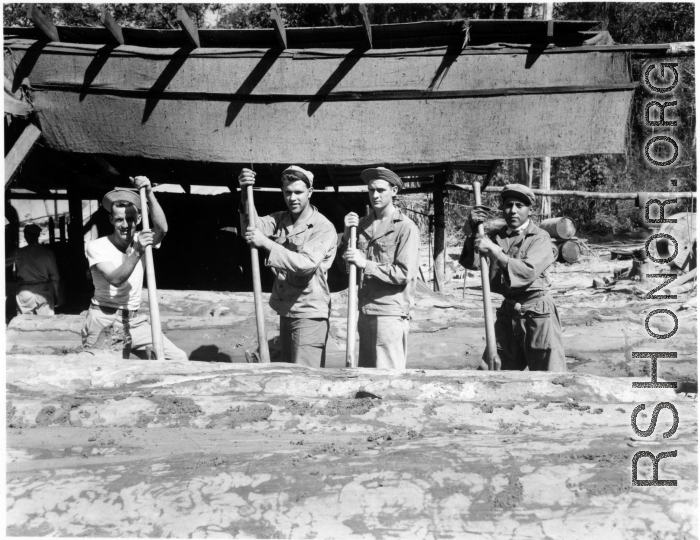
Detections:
[99, 5, 124, 45]
[270, 4, 287, 49]
[26, 4, 59, 42]
[325, 166, 339, 193]
[358, 4, 372, 48]
[176, 4, 200, 48]
[6, 123, 42, 188]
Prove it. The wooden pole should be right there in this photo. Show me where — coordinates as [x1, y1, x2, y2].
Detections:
[246, 185, 271, 363]
[346, 226, 358, 368]
[473, 180, 499, 371]
[432, 176, 446, 293]
[139, 188, 165, 360]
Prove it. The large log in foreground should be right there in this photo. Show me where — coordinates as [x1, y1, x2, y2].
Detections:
[6, 354, 697, 538]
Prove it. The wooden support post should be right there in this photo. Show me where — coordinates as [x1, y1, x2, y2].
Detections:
[326, 166, 339, 193]
[432, 175, 446, 293]
[99, 5, 124, 45]
[176, 4, 200, 48]
[544, 2, 554, 37]
[48, 217, 55, 245]
[66, 190, 84, 290]
[358, 4, 372, 48]
[26, 4, 60, 42]
[540, 157, 552, 218]
[59, 216, 66, 243]
[270, 4, 287, 49]
[5, 123, 41, 188]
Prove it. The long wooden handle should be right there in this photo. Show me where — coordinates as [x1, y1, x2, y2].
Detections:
[246, 184, 271, 363]
[346, 226, 358, 368]
[139, 187, 164, 360]
[473, 180, 499, 371]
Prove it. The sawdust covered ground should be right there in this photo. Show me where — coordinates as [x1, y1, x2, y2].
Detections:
[5, 241, 698, 538]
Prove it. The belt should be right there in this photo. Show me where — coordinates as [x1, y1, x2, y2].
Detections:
[503, 291, 547, 313]
[90, 304, 139, 319]
[18, 280, 50, 285]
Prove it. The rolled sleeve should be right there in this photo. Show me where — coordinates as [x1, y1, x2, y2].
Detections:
[504, 234, 553, 289]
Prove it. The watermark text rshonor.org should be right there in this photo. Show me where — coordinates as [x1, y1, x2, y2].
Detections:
[631, 62, 683, 487]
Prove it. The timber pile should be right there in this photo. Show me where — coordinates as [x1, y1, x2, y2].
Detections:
[6, 354, 697, 538]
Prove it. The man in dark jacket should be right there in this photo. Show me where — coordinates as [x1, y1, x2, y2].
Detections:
[460, 184, 566, 371]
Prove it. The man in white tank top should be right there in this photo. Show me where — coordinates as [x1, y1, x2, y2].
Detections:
[81, 176, 187, 361]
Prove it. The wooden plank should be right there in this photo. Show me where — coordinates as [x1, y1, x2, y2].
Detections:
[5, 123, 41, 187]
[99, 5, 124, 46]
[269, 4, 287, 49]
[176, 4, 200, 48]
[26, 4, 59, 42]
[358, 4, 372, 48]
[447, 184, 698, 200]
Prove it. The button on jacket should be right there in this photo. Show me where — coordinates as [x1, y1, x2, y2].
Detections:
[243, 206, 337, 319]
[459, 220, 553, 298]
[338, 208, 420, 317]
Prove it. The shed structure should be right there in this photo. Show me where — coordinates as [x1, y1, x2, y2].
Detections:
[5, 12, 644, 296]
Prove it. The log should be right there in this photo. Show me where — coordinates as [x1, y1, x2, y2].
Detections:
[540, 216, 577, 240]
[550, 241, 559, 260]
[559, 240, 581, 264]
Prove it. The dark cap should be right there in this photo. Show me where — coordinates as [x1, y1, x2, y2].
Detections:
[102, 189, 142, 213]
[23, 223, 41, 236]
[360, 167, 404, 191]
[501, 184, 536, 206]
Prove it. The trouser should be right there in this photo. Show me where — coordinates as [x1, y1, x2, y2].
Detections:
[16, 283, 54, 316]
[279, 317, 329, 368]
[81, 306, 188, 361]
[481, 293, 567, 372]
[358, 313, 409, 370]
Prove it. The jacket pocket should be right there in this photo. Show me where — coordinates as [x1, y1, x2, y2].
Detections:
[376, 240, 397, 264]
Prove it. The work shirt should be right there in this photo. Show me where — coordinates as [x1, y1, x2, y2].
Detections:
[9, 243, 60, 286]
[459, 220, 553, 299]
[337, 208, 420, 317]
[242, 206, 337, 319]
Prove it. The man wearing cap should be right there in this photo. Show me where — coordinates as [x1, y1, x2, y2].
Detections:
[6, 223, 61, 315]
[459, 184, 566, 372]
[238, 166, 337, 367]
[81, 176, 188, 361]
[337, 167, 420, 369]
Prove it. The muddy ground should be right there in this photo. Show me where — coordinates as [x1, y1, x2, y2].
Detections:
[5, 241, 698, 538]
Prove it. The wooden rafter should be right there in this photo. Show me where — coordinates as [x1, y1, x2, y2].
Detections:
[358, 4, 372, 48]
[270, 4, 287, 49]
[325, 166, 339, 193]
[26, 4, 59, 42]
[5, 124, 42, 188]
[99, 5, 124, 45]
[176, 4, 200, 48]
